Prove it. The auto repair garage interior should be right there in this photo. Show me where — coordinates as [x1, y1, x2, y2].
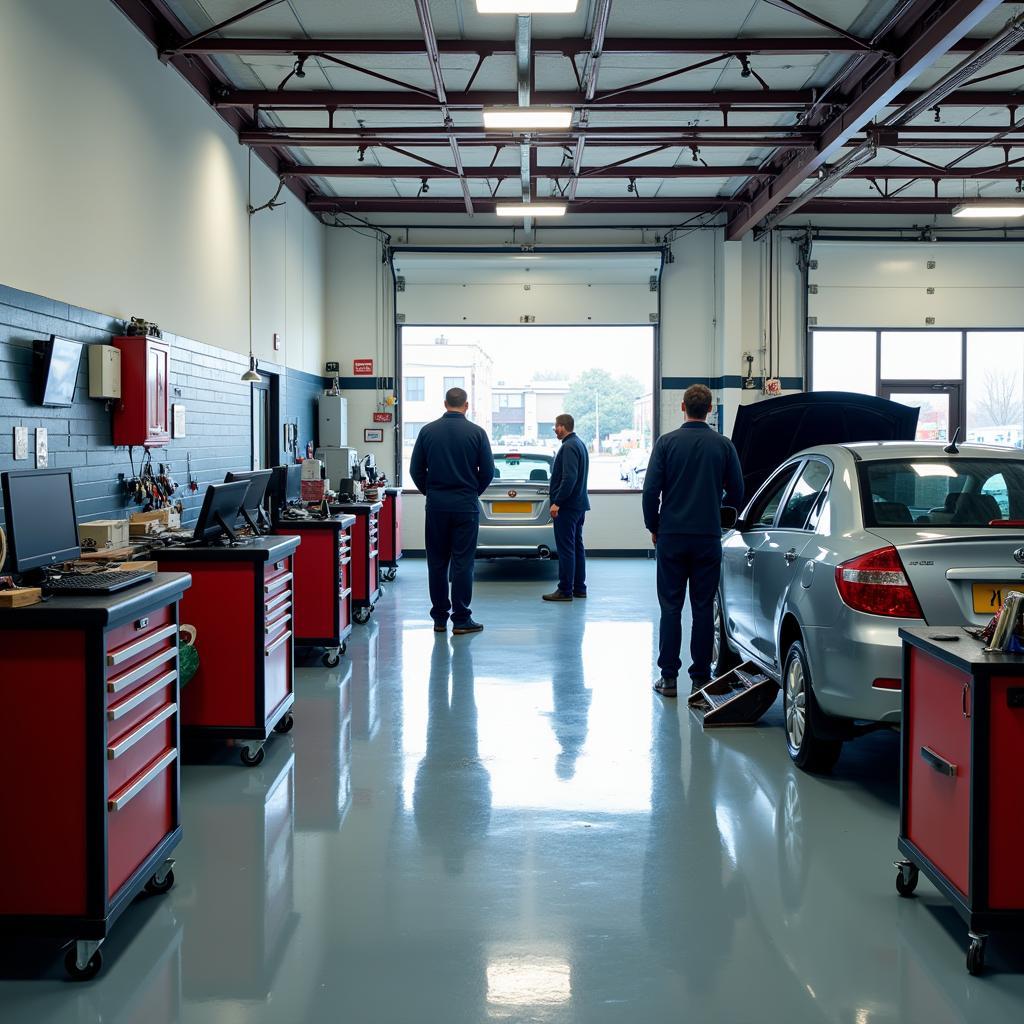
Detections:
[6, 0, 1024, 1018]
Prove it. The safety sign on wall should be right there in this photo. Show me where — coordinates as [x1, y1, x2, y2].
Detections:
[353, 359, 374, 375]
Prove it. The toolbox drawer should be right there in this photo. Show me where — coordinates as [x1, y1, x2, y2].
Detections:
[107, 702, 177, 796]
[106, 605, 174, 662]
[264, 558, 291, 586]
[107, 668, 177, 745]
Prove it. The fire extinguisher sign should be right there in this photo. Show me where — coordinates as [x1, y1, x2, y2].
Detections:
[353, 359, 374, 375]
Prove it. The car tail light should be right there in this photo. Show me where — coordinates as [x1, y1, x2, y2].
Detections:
[835, 546, 923, 619]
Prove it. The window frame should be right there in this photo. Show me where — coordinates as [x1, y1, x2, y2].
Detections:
[776, 456, 834, 533]
[742, 461, 805, 531]
[404, 376, 425, 402]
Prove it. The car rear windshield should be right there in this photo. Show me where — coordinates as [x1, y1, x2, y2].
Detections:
[861, 458, 1024, 527]
[492, 454, 553, 482]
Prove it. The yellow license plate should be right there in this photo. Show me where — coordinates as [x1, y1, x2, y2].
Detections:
[972, 583, 1011, 614]
[492, 501, 531, 513]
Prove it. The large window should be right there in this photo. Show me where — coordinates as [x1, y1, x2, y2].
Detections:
[401, 325, 655, 490]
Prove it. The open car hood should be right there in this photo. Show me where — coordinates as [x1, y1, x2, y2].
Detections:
[730, 391, 919, 499]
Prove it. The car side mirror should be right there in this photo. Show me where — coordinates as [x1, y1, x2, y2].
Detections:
[720, 507, 739, 530]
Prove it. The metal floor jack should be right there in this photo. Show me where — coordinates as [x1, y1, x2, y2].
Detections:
[688, 662, 779, 727]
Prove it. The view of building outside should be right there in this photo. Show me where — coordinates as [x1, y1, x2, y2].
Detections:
[400, 326, 655, 489]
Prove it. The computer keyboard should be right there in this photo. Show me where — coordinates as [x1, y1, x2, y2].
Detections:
[43, 569, 155, 596]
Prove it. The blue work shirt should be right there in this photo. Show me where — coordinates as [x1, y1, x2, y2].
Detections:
[549, 432, 591, 511]
[642, 421, 744, 537]
[410, 411, 495, 512]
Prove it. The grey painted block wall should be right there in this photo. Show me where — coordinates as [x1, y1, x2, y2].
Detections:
[0, 283, 325, 534]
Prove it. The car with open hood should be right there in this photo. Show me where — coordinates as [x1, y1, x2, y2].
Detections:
[716, 391, 1024, 772]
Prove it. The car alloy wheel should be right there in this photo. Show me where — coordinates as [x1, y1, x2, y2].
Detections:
[782, 641, 843, 773]
[785, 656, 807, 751]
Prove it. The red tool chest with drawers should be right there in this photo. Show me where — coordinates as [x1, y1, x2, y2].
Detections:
[273, 513, 355, 666]
[378, 487, 402, 581]
[112, 335, 171, 448]
[896, 627, 1024, 975]
[0, 573, 191, 979]
[154, 536, 300, 767]
[331, 501, 382, 625]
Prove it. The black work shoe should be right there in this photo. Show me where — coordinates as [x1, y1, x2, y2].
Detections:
[433, 622, 447, 633]
[452, 619, 484, 635]
[653, 677, 678, 698]
[689, 677, 711, 695]
[542, 590, 573, 602]
[572, 590, 587, 598]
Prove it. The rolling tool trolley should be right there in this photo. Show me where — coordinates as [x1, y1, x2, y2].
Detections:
[895, 628, 1024, 975]
[378, 487, 402, 582]
[330, 501, 382, 625]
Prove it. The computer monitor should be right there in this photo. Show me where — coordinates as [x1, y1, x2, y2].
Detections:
[286, 463, 302, 503]
[224, 470, 273, 532]
[192, 480, 252, 544]
[1, 469, 81, 573]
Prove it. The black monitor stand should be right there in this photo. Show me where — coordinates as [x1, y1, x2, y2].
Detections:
[215, 512, 239, 545]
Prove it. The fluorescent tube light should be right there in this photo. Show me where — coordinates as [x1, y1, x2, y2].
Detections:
[496, 203, 567, 217]
[952, 201, 1024, 218]
[476, 1, 578, 12]
[483, 107, 573, 130]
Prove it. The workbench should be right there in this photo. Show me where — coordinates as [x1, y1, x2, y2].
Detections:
[330, 501, 382, 624]
[896, 627, 1024, 974]
[273, 513, 355, 666]
[0, 573, 191, 979]
[154, 536, 300, 767]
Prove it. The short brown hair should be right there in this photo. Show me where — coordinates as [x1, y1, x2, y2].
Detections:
[683, 384, 713, 419]
[445, 387, 468, 408]
[555, 413, 574, 431]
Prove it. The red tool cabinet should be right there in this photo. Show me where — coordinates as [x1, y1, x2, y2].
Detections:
[331, 501, 382, 625]
[896, 628, 1024, 975]
[272, 513, 355, 666]
[378, 487, 402, 581]
[0, 573, 191, 980]
[112, 335, 171, 448]
[154, 536, 300, 767]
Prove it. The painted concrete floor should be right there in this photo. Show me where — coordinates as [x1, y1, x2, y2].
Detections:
[2, 558, 1024, 1022]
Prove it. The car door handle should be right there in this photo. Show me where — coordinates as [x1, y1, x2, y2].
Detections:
[784, 549, 798, 564]
[745, 548, 756, 565]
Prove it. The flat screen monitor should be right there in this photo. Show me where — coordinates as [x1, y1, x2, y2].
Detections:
[192, 480, 252, 544]
[34, 336, 83, 407]
[286, 463, 302, 503]
[1, 469, 81, 572]
[225, 470, 273, 530]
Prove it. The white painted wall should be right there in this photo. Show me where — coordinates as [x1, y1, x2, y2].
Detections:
[1, 0, 325, 374]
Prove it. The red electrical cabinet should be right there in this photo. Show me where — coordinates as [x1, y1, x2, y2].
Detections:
[896, 628, 1024, 975]
[0, 574, 191, 980]
[379, 487, 402, 581]
[112, 335, 171, 448]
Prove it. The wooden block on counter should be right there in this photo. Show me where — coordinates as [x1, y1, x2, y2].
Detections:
[81, 546, 135, 562]
[0, 588, 43, 608]
[116, 560, 158, 572]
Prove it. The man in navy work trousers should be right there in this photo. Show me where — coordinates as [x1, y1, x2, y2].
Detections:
[410, 387, 495, 635]
[642, 384, 743, 698]
[543, 413, 591, 602]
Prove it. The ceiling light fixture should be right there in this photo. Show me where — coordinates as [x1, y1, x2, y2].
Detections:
[496, 203, 567, 217]
[483, 107, 573, 130]
[476, 1, 578, 12]
[952, 200, 1024, 218]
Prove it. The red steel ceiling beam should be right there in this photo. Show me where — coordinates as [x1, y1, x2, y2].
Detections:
[725, 0, 1008, 240]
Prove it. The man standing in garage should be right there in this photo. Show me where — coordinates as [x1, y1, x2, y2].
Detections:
[543, 413, 591, 602]
[642, 384, 743, 697]
[410, 387, 495, 635]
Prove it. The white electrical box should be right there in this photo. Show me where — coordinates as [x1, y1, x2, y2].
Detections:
[88, 344, 121, 399]
[319, 393, 348, 448]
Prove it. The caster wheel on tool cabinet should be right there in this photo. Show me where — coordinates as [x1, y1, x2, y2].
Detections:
[322, 650, 341, 667]
[274, 712, 295, 734]
[967, 935, 987, 976]
[65, 947, 102, 982]
[146, 869, 175, 896]
[340, 642, 347, 657]
[240, 745, 265, 767]
[895, 862, 919, 898]
[354, 608, 371, 625]
[382, 568, 397, 582]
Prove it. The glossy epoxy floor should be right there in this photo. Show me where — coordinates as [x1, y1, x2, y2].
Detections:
[3, 560, 1024, 1022]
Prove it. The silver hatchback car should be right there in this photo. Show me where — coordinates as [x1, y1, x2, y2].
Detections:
[717, 440, 1024, 772]
[477, 448, 557, 558]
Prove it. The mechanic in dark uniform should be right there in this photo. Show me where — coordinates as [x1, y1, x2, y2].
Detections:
[543, 413, 591, 602]
[642, 384, 743, 697]
[410, 387, 495, 635]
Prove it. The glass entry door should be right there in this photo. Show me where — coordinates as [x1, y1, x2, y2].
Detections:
[881, 384, 962, 443]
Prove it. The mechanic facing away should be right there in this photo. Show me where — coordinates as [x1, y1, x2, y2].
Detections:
[543, 413, 591, 602]
[642, 384, 744, 698]
[410, 387, 495, 635]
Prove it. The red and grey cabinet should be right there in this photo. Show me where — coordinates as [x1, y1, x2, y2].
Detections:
[896, 628, 1024, 974]
[332, 501, 382, 624]
[0, 573, 191, 980]
[273, 513, 355, 667]
[379, 487, 403, 582]
[154, 536, 300, 767]
[112, 334, 171, 448]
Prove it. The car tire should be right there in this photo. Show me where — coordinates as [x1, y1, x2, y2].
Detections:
[711, 591, 742, 678]
[782, 641, 842, 774]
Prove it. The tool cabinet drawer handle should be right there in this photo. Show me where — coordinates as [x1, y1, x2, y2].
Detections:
[264, 572, 293, 594]
[107, 624, 178, 667]
[107, 646, 177, 693]
[108, 703, 177, 759]
[265, 629, 292, 656]
[265, 613, 292, 635]
[108, 670, 177, 721]
[264, 590, 291, 613]
[108, 749, 177, 811]
[920, 746, 957, 777]
[265, 600, 292, 621]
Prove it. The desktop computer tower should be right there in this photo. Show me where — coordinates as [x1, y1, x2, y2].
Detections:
[319, 394, 348, 448]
